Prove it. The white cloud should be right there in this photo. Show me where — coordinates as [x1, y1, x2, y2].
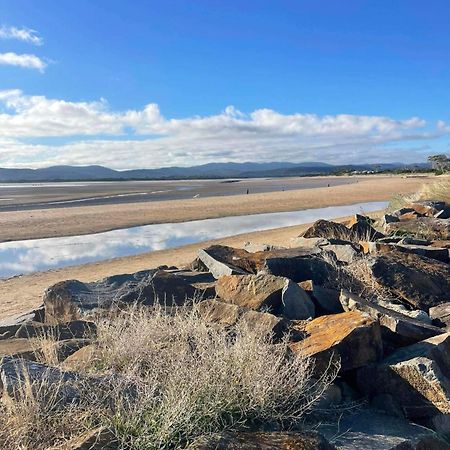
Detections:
[0, 52, 47, 71]
[0, 26, 43, 45]
[0, 89, 443, 169]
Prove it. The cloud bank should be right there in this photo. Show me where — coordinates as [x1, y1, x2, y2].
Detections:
[0, 90, 444, 169]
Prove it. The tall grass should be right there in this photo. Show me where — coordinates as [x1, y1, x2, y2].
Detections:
[418, 178, 450, 204]
[0, 304, 335, 449]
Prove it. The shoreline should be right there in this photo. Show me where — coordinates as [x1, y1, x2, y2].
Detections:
[0, 175, 432, 243]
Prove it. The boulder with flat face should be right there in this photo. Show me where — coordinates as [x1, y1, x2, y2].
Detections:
[357, 333, 450, 420]
[368, 252, 450, 312]
[215, 274, 315, 320]
[340, 290, 444, 346]
[44, 270, 203, 324]
[290, 311, 383, 373]
[197, 245, 330, 284]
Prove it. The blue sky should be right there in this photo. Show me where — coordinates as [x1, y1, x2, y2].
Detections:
[0, 0, 449, 169]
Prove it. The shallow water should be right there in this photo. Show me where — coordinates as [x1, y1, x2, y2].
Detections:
[0, 201, 387, 278]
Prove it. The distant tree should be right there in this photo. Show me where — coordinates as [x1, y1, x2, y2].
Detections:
[428, 154, 450, 173]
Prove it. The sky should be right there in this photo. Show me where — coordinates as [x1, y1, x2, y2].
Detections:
[0, 0, 449, 170]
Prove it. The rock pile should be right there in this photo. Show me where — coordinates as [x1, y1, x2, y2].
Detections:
[0, 199, 449, 448]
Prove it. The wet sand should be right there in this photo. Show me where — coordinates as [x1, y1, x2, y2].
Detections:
[0, 175, 431, 243]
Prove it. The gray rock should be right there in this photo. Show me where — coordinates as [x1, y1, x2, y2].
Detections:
[197, 248, 247, 278]
[340, 290, 443, 346]
[319, 409, 450, 449]
[395, 243, 449, 262]
[44, 269, 202, 324]
[357, 333, 450, 420]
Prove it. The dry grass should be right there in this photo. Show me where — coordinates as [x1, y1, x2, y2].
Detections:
[418, 178, 450, 203]
[0, 303, 335, 449]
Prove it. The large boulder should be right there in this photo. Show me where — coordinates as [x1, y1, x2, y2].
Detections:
[357, 333, 450, 420]
[319, 408, 450, 449]
[216, 274, 315, 319]
[14, 320, 96, 340]
[368, 252, 450, 312]
[196, 245, 332, 284]
[301, 217, 383, 243]
[290, 311, 383, 373]
[0, 306, 45, 340]
[188, 431, 336, 450]
[340, 290, 444, 347]
[44, 270, 206, 324]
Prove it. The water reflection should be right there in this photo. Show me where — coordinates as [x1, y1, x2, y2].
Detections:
[0, 202, 387, 278]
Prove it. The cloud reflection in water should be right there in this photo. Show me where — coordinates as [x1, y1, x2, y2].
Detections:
[0, 201, 387, 278]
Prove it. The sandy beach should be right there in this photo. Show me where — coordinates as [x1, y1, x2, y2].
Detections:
[0, 175, 431, 243]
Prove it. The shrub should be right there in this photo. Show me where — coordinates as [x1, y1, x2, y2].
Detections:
[0, 304, 335, 449]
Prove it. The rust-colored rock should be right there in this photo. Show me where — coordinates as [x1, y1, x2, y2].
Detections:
[290, 311, 383, 373]
[216, 274, 315, 319]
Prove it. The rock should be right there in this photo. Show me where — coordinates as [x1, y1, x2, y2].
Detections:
[435, 207, 450, 219]
[261, 252, 335, 285]
[385, 217, 450, 240]
[381, 213, 400, 227]
[300, 280, 343, 315]
[430, 302, 450, 328]
[395, 243, 449, 263]
[357, 333, 450, 420]
[14, 320, 97, 340]
[197, 300, 290, 340]
[61, 344, 98, 371]
[0, 338, 40, 360]
[0, 306, 46, 340]
[0, 357, 134, 407]
[406, 201, 445, 217]
[319, 408, 450, 449]
[368, 252, 450, 312]
[0, 336, 91, 363]
[197, 247, 248, 278]
[44, 270, 202, 324]
[50, 427, 117, 449]
[188, 431, 336, 450]
[340, 290, 443, 346]
[325, 243, 360, 263]
[216, 274, 315, 320]
[0, 357, 84, 404]
[398, 211, 421, 221]
[281, 279, 315, 319]
[197, 300, 242, 326]
[301, 218, 384, 243]
[290, 311, 383, 373]
[198, 245, 329, 284]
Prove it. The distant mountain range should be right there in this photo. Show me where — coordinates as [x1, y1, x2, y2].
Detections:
[0, 161, 430, 182]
